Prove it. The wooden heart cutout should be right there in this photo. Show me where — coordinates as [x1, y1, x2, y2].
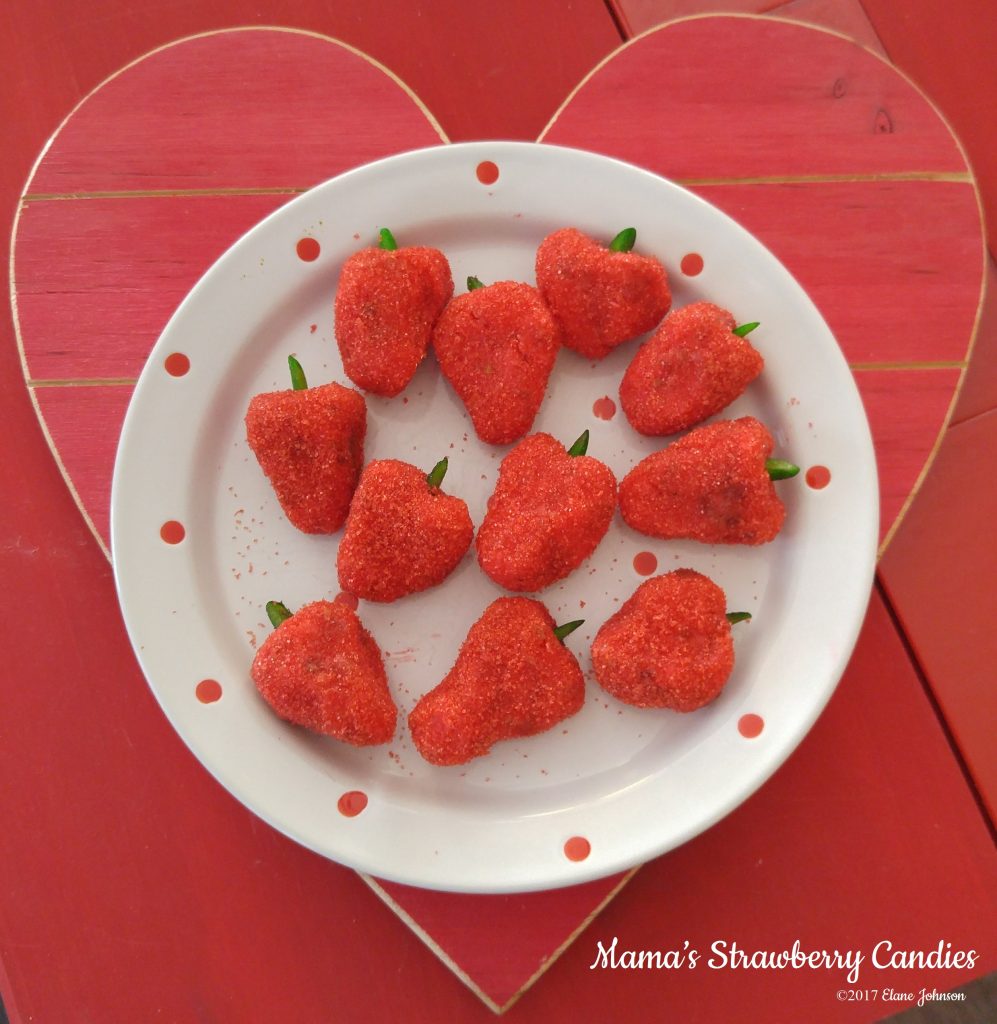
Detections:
[10, 16, 984, 1013]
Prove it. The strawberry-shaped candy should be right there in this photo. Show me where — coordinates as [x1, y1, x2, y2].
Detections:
[620, 302, 764, 436]
[409, 597, 585, 765]
[245, 356, 366, 533]
[535, 227, 671, 359]
[251, 600, 396, 744]
[476, 431, 617, 592]
[619, 417, 798, 545]
[337, 456, 473, 602]
[334, 228, 453, 396]
[433, 276, 560, 445]
[592, 570, 750, 711]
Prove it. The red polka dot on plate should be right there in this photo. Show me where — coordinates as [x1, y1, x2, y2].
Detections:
[738, 713, 764, 738]
[338, 791, 368, 817]
[160, 520, 185, 544]
[564, 836, 591, 862]
[680, 252, 704, 276]
[592, 396, 616, 420]
[633, 551, 658, 576]
[476, 160, 499, 185]
[164, 352, 189, 377]
[806, 465, 831, 489]
[296, 237, 320, 262]
[195, 679, 222, 704]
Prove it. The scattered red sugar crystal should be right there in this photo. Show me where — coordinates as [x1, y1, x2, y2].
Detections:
[433, 280, 559, 445]
[592, 570, 735, 711]
[245, 381, 365, 533]
[476, 432, 617, 592]
[535, 227, 671, 359]
[619, 417, 786, 544]
[334, 240, 453, 396]
[251, 601, 396, 744]
[620, 301, 764, 435]
[337, 459, 473, 602]
[409, 597, 585, 765]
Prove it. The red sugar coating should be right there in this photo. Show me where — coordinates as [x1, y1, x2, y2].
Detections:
[337, 459, 474, 602]
[334, 244, 453, 396]
[476, 433, 617, 592]
[592, 570, 734, 711]
[620, 301, 764, 436]
[251, 600, 396, 744]
[245, 381, 366, 533]
[535, 227, 671, 359]
[619, 417, 786, 545]
[433, 281, 559, 445]
[409, 597, 585, 765]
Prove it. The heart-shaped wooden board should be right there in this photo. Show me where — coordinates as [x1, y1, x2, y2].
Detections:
[10, 17, 984, 1012]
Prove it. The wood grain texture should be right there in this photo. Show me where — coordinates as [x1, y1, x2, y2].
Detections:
[543, 15, 970, 179]
[612, 0, 887, 54]
[689, 180, 981, 365]
[879, 408, 997, 824]
[950, 257, 997, 425]
[26, 28, 448, 195]
[852, 368, 962, 545]
[861, 0, 997, 259]
[31, 386, 134, 552]
[15, 195, 298, 381]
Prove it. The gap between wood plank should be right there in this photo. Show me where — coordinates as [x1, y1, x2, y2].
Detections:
[874, 576, 997, 846]
[23, 363, 964, 388]
[20, 171, 972, 203]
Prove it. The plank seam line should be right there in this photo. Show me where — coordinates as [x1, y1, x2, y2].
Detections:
[850, 361, 965, 371]
[22, 187, 309, 202]
[27, 378, 138, 387]
[19, 172, 973, 203]
[875, 577, 997, 847]
[24, 364, 964, 388]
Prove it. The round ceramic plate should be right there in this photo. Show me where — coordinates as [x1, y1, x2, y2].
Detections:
[111, 141, 878, 893]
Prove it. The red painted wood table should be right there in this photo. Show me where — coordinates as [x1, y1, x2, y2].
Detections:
[2, 2, 995, 1022]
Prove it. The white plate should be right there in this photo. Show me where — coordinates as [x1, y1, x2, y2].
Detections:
[111, 142, 878, 893]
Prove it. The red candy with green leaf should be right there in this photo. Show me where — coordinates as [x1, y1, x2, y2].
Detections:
[337, 456, 474, 602]
[476, 430, 617, 592]
[409, 597, 585, 765]
[619, 416, 798, 545]
[251, 600, 397, 745]
[592, 570, 749, 712]
[334, 228, 453, 396]
[245, 356, 366, 533]
[535, 227, 671, 359]
[620, 301, 764, 436]
[433, 275, 560, 445]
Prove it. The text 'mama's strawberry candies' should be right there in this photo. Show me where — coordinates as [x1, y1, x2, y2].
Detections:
[242, 224, 799, 764]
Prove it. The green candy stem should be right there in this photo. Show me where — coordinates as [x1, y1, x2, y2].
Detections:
[288, 355, 307, 391]
[266, 600, 293, 628]
[566, 430, 590, 457]
[726, 611, 752, 625]
[467, 275, 485, 291]
[609, 227, 637, 253]
[426, 457, 449, 489]
[378, 228, 398, 251]
[553, 619, 585, 643]
[765, 458, 800, 480]
[732, 322, 760, 337]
